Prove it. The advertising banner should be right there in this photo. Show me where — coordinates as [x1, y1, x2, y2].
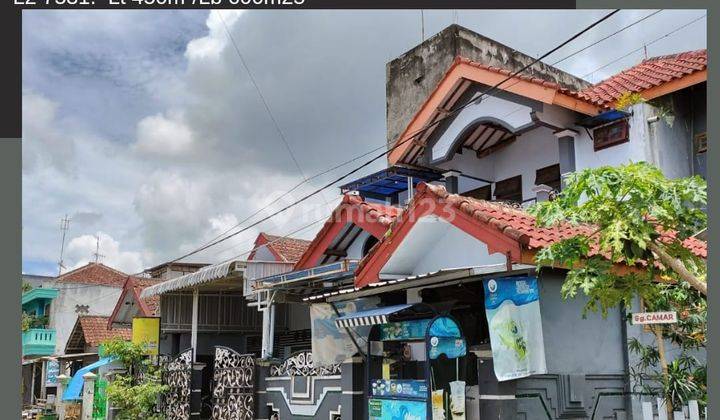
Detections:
[310, 297, 379, 367]
[369, 398, 426, 420]
[483, 276, 546, 381]
[132, 317, 161, 356]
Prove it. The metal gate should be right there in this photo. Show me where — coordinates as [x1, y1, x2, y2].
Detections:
[211, 346, 256, 420]
[161, 349, 193, 420]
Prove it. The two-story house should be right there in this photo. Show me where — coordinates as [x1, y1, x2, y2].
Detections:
[246, 24, 706, 420]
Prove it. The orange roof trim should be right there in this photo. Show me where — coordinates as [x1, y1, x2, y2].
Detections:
[354, 183, 706, 288]
[108, 276, 162, 327]
[390, 50, 707, 165]
[294, 194, 401, 270]
[388, 56, 602, 165]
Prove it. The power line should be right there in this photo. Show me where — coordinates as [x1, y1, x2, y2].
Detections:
[227, 216, 328, 261]
[583, 13, 706, 79]
[215, 11, 307, 183]
[551, 9, 663, 67]
[487, 10, 671, 122]
[149, 10, 620, 268]
[211, 196, 342, 258]
[190, 11, 334, 251]
[163, 215, 328, 276]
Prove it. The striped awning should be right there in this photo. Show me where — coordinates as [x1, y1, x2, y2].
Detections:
[334, 303, 434, 328]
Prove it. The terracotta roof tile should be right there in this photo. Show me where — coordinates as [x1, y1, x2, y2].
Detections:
[132, 278, 162, 315]
[418, 183, 706, 259]
[260, 233, 312, 262]
[577, 50, 707, 107]
[55, 263, 129, 287]
[78, 315, 132, 347]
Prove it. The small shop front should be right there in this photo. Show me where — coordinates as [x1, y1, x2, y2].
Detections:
[311, 265, 548, 419]
[336, 303, 469, 420]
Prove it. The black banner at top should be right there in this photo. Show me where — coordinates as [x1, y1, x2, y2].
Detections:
[11, 0, 577, 10]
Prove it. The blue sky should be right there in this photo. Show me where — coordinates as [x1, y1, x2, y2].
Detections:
[22, 9, 707, 276]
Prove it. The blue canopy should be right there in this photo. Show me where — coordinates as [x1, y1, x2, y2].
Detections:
[338, 165, 443, 199]
[63, 357, 114, 401]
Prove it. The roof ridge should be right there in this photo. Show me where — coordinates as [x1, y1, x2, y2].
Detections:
[642, 48, 707, 63]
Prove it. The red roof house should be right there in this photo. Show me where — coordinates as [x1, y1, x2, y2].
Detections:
[108, 276, 163, 328]
[355, 183, 706, 288]
[389, 50, 707, 165]
[65, 315, 132, 353]
[55, 262, 130, 288]
[248, 233, 312, 263]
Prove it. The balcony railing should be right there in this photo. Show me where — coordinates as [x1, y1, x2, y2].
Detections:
[22, 328, 56, 357]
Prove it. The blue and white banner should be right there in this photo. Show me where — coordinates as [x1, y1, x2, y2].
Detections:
[483, 276, 547, 381]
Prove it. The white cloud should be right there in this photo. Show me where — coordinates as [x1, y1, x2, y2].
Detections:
[134, 111, 195, 156]
[65, 232, 144, 274]
[22, 93, 76, 173]
[185, 10, 244, 61]
[22, 10, 706, 275]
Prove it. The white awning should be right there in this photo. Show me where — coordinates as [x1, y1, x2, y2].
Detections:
[140, 260, 245, 298]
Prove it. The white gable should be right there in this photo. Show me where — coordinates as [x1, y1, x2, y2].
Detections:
[430, 93, 535, 162]
[379, 215, 506, 279]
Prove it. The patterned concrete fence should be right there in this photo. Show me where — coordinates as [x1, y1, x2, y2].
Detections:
[641, 399, 705, 420]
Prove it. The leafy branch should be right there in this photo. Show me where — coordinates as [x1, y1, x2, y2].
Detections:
[102, 338, 167, 420]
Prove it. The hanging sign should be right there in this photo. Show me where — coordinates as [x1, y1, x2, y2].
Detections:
[132, 317, 161, 356]
[45, 360, 60, 387]
[483, 276, 547, 381]
[631, 311, 677, 325]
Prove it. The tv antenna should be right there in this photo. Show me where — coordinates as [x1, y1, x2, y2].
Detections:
[92, 234, 105, 263]
[57, 214, 71, 275]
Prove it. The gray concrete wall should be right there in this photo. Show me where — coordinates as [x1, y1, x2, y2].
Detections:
[538, 270, 626, 375]
[255, 359, 343, 419]
[385, 24, 589, 147]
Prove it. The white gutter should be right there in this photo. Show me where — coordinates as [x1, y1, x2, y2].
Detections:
[324, 263, 535, 302]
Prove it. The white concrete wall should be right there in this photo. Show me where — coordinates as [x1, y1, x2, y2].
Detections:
[430, 94, 535, 162]
[437, 125, 560, 201]
[645, 100, 694, 179]
[382, 216, 506, 277]
[252, 245, 277, 262]
[573, 103, 648, 172]
[48, 283, 123, 355]
[344, 229, 373, 260]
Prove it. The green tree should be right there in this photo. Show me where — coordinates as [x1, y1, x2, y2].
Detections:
[529, 162, 706, 412]
[102, 338, 168, 420]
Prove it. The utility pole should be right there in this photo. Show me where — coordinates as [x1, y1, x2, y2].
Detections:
[57, 215, 71, 275]
[420, 10, 425, 42]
